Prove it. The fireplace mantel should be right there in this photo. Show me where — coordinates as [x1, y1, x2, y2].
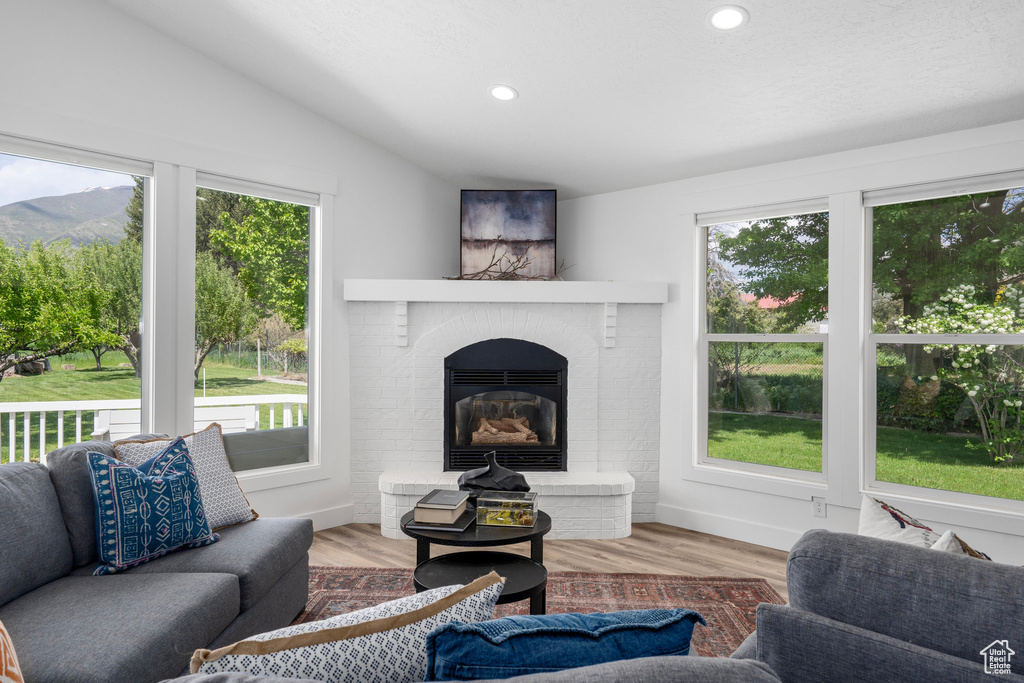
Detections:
[342, 279, 668, 304]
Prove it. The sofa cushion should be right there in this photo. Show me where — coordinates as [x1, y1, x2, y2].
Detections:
[115, 425, 258, 530]
[426, 609, 705, 681]
[467, 656, 782, 682]
[45, 436, 166, 568]
[755, 603, 1024, 683]
[70, 517, 313, 611]
[192, 572, 504, 682]
[0, 572, 239, 683]
[88, 441, 220, 575]
[202, 556, 311, 654]
[0, 462, 73, 607]
[787, 529, 1024, 675]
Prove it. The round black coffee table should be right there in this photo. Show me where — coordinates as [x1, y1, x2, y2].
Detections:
[401, 509, 552, 614]
[413, 551, 548, 613]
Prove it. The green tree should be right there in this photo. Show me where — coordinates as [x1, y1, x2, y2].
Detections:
[77, 239, 144, 375]
[274, 336, 307, 375]
[194, 251, 257, 380]
[196, 188, 250, 263]
[705, 232, 783, 409]
[0, 240, 116, 381]
[212, 196, 309, 330]
[715, 213, 829, 332]
[123, 176, 145, 244]
[873, 190, 1024, 320]
[125, 180, 258, 380]
[898, 283, 1024, 465]
[124, 179, 250, 264]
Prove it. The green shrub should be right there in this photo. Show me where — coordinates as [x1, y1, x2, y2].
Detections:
[738, 377, 771, 412]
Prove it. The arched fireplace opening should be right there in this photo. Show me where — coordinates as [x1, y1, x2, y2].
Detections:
[444, 338, 568, 471]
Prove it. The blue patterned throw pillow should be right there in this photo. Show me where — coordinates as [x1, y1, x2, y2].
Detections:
[88, 438, 218, 576]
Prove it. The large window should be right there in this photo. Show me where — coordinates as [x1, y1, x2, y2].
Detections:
[0, 152, 148, 462]
[869, 182, 1024, 503]
[701, 206, 828, 475]
[193, 178, 315, 471]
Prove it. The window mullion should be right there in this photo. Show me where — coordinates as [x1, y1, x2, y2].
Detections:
[706, 333, 825, 343]
[872, 333, 1024, 345]
[147, 162, 196, 437]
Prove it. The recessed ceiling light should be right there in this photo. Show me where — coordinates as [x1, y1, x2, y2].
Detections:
[706, 5, 749, 31]
[489, 85, 519, 101]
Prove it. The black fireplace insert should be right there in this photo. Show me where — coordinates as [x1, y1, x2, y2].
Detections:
[444, 338, 567, 471]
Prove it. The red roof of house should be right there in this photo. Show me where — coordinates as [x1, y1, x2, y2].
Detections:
[739, 293, 797, 309]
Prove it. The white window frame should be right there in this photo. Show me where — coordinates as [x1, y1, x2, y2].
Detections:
[695, 200, 830, 490]
[863, 175, 1024, 515]
[0, 132, 336, 495]
[0, 134, 157, 432]
[193, 173, 326, 492]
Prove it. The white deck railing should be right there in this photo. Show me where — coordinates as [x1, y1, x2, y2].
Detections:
[0, 394, 307, 463]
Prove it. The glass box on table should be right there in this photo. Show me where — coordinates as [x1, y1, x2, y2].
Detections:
[476, 491, 538, 527]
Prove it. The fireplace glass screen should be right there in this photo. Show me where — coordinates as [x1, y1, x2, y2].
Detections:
[444, 338, 567, 471]
[454, 391, 557, 447]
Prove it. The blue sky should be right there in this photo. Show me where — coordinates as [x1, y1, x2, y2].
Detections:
[0, 153, 134, 208]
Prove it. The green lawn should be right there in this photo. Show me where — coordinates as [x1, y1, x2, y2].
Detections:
[709, 412, 823, 472]
[0, 357, 305, 463]
[874, 426, 1024, 501]
[709, 411, 1024, 501]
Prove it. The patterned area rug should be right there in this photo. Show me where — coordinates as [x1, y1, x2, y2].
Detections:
[295, 566, 785, 657]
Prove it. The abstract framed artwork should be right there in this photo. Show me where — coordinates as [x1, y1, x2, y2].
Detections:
[460, 190, 556, 279]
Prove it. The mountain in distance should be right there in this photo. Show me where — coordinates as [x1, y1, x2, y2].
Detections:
[0, 185, 133, 247]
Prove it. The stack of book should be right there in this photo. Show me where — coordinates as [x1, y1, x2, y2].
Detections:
[405, 488, 474, 532]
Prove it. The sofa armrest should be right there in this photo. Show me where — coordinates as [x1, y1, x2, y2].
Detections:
[730, 630, 757, 659]
[756, 603, 1024, 683]
[787, 529, 1024, 673]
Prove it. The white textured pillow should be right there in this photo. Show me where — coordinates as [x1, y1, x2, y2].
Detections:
[930, 529, 966, 555]
[930, 529, 992, 560]
[857, 495, 941, 548]
[115, 423, 257, 530]
[191, 572, 505, 682]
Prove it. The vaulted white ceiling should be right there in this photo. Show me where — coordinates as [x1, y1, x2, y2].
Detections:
[100, 0, 1024, 199]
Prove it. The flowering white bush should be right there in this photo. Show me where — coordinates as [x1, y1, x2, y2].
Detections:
[897, 284, 1024, 465]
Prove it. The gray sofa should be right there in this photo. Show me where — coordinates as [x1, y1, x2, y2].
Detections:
[0, 438, 313, 683]
[176, 529, 1024, 682]
[733, 529, 1024, 682]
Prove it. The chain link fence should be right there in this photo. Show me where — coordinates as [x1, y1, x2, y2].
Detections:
[708, 342, 823, 416]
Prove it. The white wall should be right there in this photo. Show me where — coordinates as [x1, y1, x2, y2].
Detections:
[559, 119, 1024, 565]
[0, 0, 459, 528]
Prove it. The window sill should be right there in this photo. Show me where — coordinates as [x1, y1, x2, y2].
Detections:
[236, 461, 328, 493]
[863, 481, 1024, 536]
[685, 459, 828, 500]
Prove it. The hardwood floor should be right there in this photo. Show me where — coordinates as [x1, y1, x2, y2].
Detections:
[311, 522, 790, 600]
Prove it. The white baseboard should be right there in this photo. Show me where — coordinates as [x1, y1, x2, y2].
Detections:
[297, 504, 353, 531]
[655, 502, 802, 552]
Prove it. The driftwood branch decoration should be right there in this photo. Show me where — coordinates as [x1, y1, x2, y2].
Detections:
[447, 238, 573, 281]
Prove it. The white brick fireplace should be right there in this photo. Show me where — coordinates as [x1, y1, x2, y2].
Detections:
[343, 279, 667, 539]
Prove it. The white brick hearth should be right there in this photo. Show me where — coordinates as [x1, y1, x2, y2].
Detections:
[378, 471, 633, 540]
[344, 280, 666, 540]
